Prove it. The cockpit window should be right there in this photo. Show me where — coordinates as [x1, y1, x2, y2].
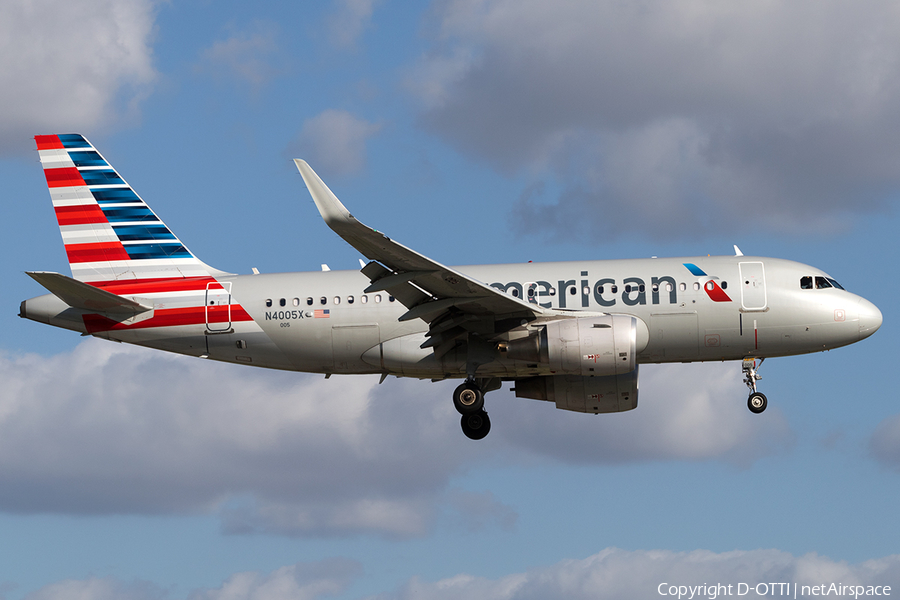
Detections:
[802, 275, 846, 290]
[815, 276, 834, 289]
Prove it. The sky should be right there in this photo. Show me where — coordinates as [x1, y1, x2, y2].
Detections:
[1, 0, 900, 598]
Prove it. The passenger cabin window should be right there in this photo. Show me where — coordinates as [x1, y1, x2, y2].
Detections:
[293, 298, 300, 306]
[306, 297, 313, 306]
[389, 296, 395, 302]
[679, 283, 686, 292]
[333, 296, 341, 305]
[348, 296, 354, 304]
[320, 296, 327, 305]
[693, 282, 700, 291]
[721, 282, 727, 289]
[279, 298, 286, 307]
[361, 295, 368, 303]
[265, 299, 272, 307]
[375, 295, 382, 303]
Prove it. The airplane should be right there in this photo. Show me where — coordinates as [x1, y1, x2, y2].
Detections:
[20, 134, 883, 440]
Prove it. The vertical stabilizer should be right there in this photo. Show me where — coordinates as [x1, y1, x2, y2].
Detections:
[35, 134, 225, 284]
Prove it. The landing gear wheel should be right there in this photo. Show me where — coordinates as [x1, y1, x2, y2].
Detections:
[453, 381, 484, 415]
[748, 392, 768, 414]
[461, 410, 491, 440]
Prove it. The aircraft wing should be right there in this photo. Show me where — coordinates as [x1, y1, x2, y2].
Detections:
[295, 160, 552, 349]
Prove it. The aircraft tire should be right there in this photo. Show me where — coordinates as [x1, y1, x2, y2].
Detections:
[453, 381, 484, 415]
[748, 392, 768, 414]
[461, 410, 491, 440]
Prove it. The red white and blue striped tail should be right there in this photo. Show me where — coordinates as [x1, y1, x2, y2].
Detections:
[35, 134, 226, 284]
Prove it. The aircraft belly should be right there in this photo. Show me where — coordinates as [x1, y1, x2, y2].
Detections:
[106, 321, 295, 369]
[264, 321, 334, 372]
[204, 321, 294, 369]
[333, 324, 381, 374]
[646, 313, 700, 360]
[361, 332, 464, 377]
[106, 325, 209, 356]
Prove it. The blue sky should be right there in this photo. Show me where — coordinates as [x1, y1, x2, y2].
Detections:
[2, 1, 900, 598]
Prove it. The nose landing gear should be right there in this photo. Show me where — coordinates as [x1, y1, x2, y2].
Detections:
[743, 358, 767, 414]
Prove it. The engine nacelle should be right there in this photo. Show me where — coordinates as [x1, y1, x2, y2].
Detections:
[514, 369, 639, 414]
[506, 314, 648, 376]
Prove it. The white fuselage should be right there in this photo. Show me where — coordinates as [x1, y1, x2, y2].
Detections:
[23, 255, 882, 381]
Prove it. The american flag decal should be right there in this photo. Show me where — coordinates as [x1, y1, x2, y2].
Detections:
[314, 309, 330, 318]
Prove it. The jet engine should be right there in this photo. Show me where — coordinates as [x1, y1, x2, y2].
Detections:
[513, 370, 639, 414]
[504, 314, 648, 376]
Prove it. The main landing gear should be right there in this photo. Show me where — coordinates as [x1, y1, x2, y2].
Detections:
[742, 358, 767, 414]
[453, 379, 491, 440]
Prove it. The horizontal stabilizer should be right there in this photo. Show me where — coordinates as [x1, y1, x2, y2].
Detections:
[26, 271, 152, 315]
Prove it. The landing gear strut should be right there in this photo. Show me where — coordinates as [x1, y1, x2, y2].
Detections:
[742, 358, 767, 414]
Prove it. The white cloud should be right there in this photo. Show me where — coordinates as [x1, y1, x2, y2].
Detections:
[0, 340, 790, 536]
[25, 548, 900, 600]
[372, 548, 900, 600]
[24, 577, 165, 600]
[197, 21, 280, 90]
[327, 0, 378, 49]
[289, 109, 382, 177]
[21, 559, 361, 600]
[0, 0, 157, 155]
[189, 558, 361, 600]
[407, 0, 900, 240]
[0, 340, 470, 537]
[491, 362, 793, 466]
[869, 414, 900, 469]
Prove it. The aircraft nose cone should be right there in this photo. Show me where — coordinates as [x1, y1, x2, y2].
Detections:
[858, 297, 882, 340]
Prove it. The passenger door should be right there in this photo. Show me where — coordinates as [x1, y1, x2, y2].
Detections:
[739, 262, 767, 311]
